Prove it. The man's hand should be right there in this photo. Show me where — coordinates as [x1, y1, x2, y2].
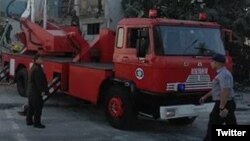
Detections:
[199, 96, 206, 104]
[41, 92, 46, 97]
[219, 108, 229, 118]
[199, 91, 212, 104]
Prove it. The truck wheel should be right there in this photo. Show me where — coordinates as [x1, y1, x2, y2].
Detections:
[16, 68, 28, 97]
[104, 85, 136, 129]
[168, 116, 197, 125]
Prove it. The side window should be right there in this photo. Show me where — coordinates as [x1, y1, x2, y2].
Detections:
[87, 23, 100, 35]
[127, 28, 139, 48]
[127, 28, 149, 49]
[116, 28, 124, 48]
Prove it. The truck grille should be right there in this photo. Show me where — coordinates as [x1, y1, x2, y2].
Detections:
[166, 75, 212, 91]
[187, 75, 211, 82]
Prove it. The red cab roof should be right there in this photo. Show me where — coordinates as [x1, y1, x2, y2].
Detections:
[118, 18, 220, 28]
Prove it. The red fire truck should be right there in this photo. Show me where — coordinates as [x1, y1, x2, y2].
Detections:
[1, 2, 232, 129]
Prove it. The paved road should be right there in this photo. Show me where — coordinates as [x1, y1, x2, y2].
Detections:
[0, 85, 250, 141]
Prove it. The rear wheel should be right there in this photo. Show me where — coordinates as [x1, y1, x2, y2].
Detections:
[104, 85, 136, 129]
[168, 116, 197, 125]
[16, 68, 28, 97]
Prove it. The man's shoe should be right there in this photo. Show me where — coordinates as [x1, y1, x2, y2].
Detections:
[18, 111, 26, 116]
[26, 122, 33, 126]
[33, 124, 46, 129]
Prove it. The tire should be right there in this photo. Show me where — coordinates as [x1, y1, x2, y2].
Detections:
[16, 68, 28, 97]
[168, 116, 197, 125]
[104, 85, 136, 129]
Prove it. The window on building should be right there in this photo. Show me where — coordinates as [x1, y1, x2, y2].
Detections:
[117, 28, 124, 48]
[87, 23, 100, 35]
[80, 0, 104, 17]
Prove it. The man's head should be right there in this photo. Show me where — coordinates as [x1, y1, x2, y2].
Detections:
[71, 9, 77, 16]
[33, 54, 43, 64]
[5, 19, 9, 23]
[210, 54, 226, 69]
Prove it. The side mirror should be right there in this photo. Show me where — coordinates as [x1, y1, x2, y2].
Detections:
[136, 38, 148, 58]
[136, 30, 148, 58]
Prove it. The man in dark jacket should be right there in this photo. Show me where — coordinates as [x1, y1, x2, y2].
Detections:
[71, 9, 81, 34]
[26, 54, 48, 128]
[71, 9, 80, 28]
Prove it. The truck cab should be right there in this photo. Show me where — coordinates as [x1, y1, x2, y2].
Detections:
[112, 18, 230, 124]
[114, 18, 229, 94]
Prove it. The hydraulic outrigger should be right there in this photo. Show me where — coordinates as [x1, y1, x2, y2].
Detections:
[0, 65, 9, 82]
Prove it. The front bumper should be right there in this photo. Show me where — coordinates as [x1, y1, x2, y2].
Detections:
[159, 102, 214, 120]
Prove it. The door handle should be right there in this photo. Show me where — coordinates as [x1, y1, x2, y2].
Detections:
[139, 58, 149, 64]
[122, 56, 129, 62]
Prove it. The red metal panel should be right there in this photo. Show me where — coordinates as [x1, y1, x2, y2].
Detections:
[99, 29, 116, 63]
[118, 18, 220, 28]
[20, 19, 76, 54]
[42, 61, 69, 91]
[69, 65, 113, 104]
[114, 56, 216, 94]
[2, 53, 69, 91]
[89, 29, 116, 63]
[2, 53, 31, 73]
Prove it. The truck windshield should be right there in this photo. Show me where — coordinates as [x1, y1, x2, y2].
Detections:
[154, 26, 225, 56]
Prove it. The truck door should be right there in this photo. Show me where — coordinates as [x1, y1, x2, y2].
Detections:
[114, 27, 153, 88]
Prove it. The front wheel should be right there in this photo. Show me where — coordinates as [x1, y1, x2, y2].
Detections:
[104, 85, 136, 129]
[168, 116, 197, 125]
[16, 68, 28, 97]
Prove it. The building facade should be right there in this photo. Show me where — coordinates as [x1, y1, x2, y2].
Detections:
[47, 0, 123, 41]
[0, 0, 124, 42]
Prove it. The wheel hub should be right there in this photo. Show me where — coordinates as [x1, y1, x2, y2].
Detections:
[108, 97, 123, 119]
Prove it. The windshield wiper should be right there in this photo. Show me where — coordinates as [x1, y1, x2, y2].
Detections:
[194, 42, 215, 56]
[183, 39, 198, 54]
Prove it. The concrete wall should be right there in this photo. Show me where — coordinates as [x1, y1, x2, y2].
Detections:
[105, 0, 123, 30]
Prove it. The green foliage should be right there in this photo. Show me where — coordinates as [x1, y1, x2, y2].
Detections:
[121, 0, 250, 42]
